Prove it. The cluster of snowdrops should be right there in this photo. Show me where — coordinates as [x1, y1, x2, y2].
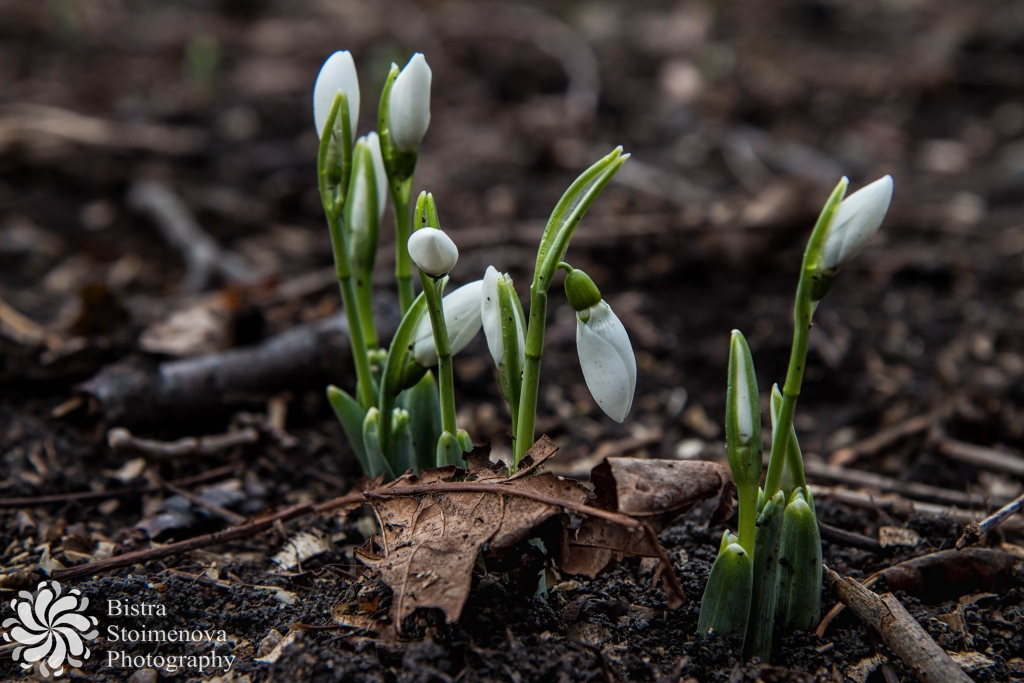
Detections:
[311, 50, 893, 662]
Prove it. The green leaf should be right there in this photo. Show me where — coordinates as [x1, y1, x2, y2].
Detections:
[776, 488, 822, 631]
[436, 431, 464, 468]
[396, 370, 442, 473]
[327, 384, 368, 474]
[534, 148, 628, 294]
[390, 407, 415, 474]
[377, 291, 429, 456]
[362, 408, 395, 480]
[743, 489, 786, 663]
[697, 534, 753, 639]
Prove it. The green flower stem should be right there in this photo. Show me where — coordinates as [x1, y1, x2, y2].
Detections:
[417, 193, 458, 440]
[354, 276, 378, 349]
[513, 148, 628, 463]
[391, 180, 415, 314]
[318, 92, 376, 411]
[763, 178, 847, 497]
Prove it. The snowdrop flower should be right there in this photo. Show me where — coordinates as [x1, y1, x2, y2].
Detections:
[408, 227, 458, 277]
[819, 175, 893, 272]
[412, 280, 484, 366]
[480, 266, 525, 370]
[365, 131, 388, 220]
[346, 138, 379, 272]
[577, 301, 637, 422]
[313, 51, 360, 141]
[388, 53, 432, 152]
[564, 267, 636, 422]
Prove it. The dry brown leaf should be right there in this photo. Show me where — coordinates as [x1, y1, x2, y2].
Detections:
[356, 442, 734, 628]
[559, 457, 733, 580]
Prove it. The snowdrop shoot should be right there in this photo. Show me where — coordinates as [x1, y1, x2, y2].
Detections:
[819, 175, 893, 272]
[388, 53, 432, 152]
[365, 132, 389, 220]
[408, 227, 459, 277]
[313, 51, 359, 141]
[412, 279, 484, 367]
[564, 268, 636, 423]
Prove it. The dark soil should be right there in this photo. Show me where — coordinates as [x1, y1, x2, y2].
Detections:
[3, 0, 1024, 681]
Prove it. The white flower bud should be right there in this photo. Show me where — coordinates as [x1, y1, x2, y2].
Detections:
[365, 131, 388, 220]
[412, 280, 484, 366]
[387, 53, 432, 152]
[481, 266, 525, 369]
[408, 227, 458, 277]
[313, 51, 360, 141]
[576, 301, 636, 423]
[819, 175, 893, 271]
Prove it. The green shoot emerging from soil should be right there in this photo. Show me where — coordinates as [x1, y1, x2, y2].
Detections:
[313, 50, 636, 477]
[698, 175, 894, 661]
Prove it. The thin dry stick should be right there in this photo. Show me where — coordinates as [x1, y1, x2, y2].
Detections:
[824, 566, 971, 683]
[0, 464, 235, 508]
[956, 490, 1024, 549]
[938, 438, 1024, 478]
[830, 412, 938, 466]
[162, 481, 246, 525]
[366, 483, 640, 529]
[52, 503, 313, 582]
[108, 427, 259, 459]
[804, 460, 1008, 508]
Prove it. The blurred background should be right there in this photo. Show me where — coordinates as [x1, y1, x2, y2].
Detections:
[1, 0, 1024, 491]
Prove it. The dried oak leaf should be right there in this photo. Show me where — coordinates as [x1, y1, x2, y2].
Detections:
[356, 441, 590, 627]
[559, 457, 733, 579]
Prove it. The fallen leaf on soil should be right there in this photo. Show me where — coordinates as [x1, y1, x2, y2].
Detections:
[357, 441, 733, 628]
[558, 457, 733, 579]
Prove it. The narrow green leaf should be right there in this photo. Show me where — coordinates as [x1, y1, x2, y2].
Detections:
[390, 407, 415, 475]
[776, 488, 823, 631]
[377, 291, 429, 456]
[362, 408, 394, 480]
[327, 384, 368, 474]
[743, 489, 786, 663]
[697, 536, 753, 639]
[396, 370, 442, 473]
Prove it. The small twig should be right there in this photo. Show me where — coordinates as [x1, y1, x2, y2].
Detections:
[818, 520, 883, 553]
[956, 490, 1024, 549]
[162, 481, 246, 525]
[366, 482, 640, 529]
[805, 460, 1008, 508]
[830, 412, 938, 466]
[0, 464, 235, 508]
[127, 180, 255, 291]
[810, 485, 1024, 533]
[938, 438, 1024, 478]
[824, 566, 971, 683]
[52, 503, 314, 581]
[642, 522, 684, 609]
[108, 426, 259, 459]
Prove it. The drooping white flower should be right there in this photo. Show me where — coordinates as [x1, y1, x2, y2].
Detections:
[387, 53, 432, 152]
[313, 51, 360, 141]
[480, 266, 525, 370]
[732, 331, 754, 446]
[365, 131, 388, 220]
[576, 301, 636, 423]
[819, 175, 893, 271]
[412, 280, 484, 366]
[408, 227, 458, 277]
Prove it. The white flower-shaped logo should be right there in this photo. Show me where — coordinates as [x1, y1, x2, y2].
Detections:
[2, 580, 99, 678]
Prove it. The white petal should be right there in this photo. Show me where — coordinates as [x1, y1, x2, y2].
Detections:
[408, 227, 458, 276]
[412, 280, 484, 366]
[576, 302, 636, 422]
[365, 131, 389, 220]
[480, 266, 504, 366]
[313, 51, 360, 141]
[732, 335, 753, 445]
[388, 53, 432, 152]
[820, 175, 893, 270]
